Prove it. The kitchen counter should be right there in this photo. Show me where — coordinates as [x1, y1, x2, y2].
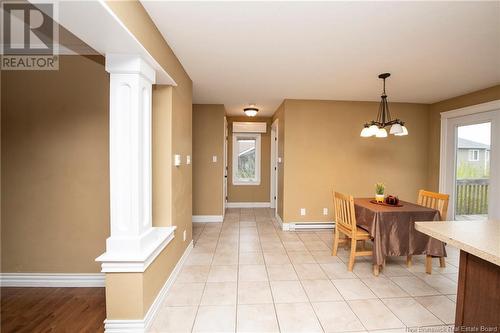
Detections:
[415, 220, 500, 331]
[414, 220, 500, 266]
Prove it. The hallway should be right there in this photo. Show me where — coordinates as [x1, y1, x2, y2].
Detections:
[150, 208, 458, 332]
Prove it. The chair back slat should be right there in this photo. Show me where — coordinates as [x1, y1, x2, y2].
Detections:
[418, 189, 449, 221]
[333, 191, 356, 235]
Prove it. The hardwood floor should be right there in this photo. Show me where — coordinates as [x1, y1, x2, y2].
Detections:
[1, 287, 105, 333]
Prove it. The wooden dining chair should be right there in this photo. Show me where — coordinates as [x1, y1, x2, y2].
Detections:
[407, 189, 449, 274]
[332, 191, 373, 272]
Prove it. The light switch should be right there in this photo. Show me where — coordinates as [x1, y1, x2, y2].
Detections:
[186, 155, 191, 165]
[212, 155, 217, 163]
[278, 157, 282, 163]
[174, 154, 181, 167]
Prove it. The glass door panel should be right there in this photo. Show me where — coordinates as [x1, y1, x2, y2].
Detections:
[454, 122, 491, 220]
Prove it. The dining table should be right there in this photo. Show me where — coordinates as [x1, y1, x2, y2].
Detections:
[354, 198, 447, 274]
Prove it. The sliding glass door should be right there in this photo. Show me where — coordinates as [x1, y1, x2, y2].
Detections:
[441, 106, 500, 220]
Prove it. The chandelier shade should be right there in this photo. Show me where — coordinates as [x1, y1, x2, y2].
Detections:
[394, 125, 408, 136]
[375, 128, 388, 138]
[389, 123, 403, 135]
[360, 126, 372, 137]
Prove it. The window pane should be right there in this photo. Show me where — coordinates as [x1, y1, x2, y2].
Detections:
[237, 138, 256, 181]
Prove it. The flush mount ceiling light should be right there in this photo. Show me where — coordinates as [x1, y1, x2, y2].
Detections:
[244, 105, 259, 117]
[360, 73, 408, 138]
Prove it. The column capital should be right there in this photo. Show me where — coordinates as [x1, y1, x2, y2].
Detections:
[105, 54, 156, 83]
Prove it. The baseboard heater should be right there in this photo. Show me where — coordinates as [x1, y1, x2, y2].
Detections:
[283, 222, 335, 230]
[294, 223, 335, 229]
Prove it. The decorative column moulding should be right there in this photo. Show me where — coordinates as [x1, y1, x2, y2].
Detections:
[96, 54, 175, 273]
[105, 54, 156, 83]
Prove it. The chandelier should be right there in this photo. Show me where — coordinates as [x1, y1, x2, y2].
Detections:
[360, 73, 408, 138]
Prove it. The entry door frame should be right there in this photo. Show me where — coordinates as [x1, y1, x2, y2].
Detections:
[223, 116, 228, 217]
[440, 99, 500, 220]
[270, 119, 279, 212]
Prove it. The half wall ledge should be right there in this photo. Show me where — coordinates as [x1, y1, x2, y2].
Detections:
[96, 226, 176, 273]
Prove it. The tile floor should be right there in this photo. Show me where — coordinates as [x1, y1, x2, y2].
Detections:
[150, 208, 458, 333]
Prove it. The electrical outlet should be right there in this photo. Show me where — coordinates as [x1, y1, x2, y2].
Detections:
[323, 208, 328, 216]
[183, 230, 187, 241]
[186, 155, 191, 165]
[300, 208, 306, 216]
[212, 155, 217, 163]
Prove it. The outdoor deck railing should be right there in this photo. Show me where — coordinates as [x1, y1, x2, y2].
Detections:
[456, 178, 489, 215]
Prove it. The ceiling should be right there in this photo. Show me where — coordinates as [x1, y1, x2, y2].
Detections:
[142, 1, 500, 117]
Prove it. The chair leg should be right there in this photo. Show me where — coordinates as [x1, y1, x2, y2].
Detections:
[373, 264, 380, 276]
[439, 257, 446, 268]
[425, 255, 433, 274]
[406, 255, 413, 267]
[332, 228, 340, 256]
[348, 237, 356, 271]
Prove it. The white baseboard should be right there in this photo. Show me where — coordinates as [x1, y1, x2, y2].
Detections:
[283, 222, 335, 231]
[274, 212, 283, 224]
[192, 215, 223, 223]
[275, 213, 284, 228]
[226, 202, 271, 208]
[104, 240, 194, 333]
[0, 273, 105, 287]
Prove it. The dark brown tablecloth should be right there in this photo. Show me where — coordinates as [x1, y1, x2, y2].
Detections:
[354, 198, 446, 265]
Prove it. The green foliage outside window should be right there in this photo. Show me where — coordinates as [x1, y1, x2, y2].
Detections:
[237, 151, 256, 179]
[456, 162, 489, 179]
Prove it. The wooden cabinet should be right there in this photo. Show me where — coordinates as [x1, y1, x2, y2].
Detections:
[455, 250, 500, 330]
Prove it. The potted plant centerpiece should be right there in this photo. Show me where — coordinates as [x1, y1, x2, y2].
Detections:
[375, 183, 385, 203]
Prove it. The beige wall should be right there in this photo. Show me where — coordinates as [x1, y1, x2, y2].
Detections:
[427, 85, 500, 191]
[153, 86, 173, 226]
[272, 103, 285, 220]
[105, 273, 143, 319]
[227, 116, 272, 203]
[104, 1, 193, 320]
[1, 55, 109, 273]
[278, 99, 431, 223]
[192, 105, 225, 216]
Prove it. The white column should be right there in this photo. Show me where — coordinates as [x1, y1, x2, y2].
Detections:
[105, 54, 155, 255]
[97, 55, 176, 272]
